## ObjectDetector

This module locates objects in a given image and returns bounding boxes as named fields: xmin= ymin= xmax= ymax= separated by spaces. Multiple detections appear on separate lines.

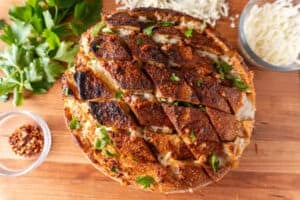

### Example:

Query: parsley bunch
xmin=0 ymin=0 xmax=102 ymax=106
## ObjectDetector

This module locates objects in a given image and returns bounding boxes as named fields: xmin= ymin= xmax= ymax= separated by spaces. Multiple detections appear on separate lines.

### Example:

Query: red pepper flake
xmin=8 ymin=124 xmax=44 ymax=157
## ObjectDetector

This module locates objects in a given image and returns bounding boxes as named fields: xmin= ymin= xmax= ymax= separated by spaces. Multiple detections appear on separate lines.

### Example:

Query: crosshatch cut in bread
xmin=62 ymin=8 xmax=256 ymax=193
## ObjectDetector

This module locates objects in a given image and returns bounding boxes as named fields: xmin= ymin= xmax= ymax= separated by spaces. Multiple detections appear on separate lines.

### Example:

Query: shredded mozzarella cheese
xmin=244 ymin=0 xmax=300 ymax=66
xmin=116 ymin=0 xmax=229 ymax=26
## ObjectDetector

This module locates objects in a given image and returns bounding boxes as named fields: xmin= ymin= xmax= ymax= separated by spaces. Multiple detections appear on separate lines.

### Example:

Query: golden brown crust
xmin=63 ymin=8 xmax=255 ymax=193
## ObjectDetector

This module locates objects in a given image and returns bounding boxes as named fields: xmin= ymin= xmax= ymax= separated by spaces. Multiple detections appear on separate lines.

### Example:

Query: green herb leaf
xmin=91 ymin=22 xmax=105 ymax=37
xmin=115 ymin=90 xmax=123 ymax=99
xmin=64 ymin=87 xmax=70 ymax=96
xmin=182 ymin=102 xmax=192 ymax=107
xmin=105 ymin=149 xmax=118 ymax=157
xmin=161 ymin=21 xmax=173 ymax=27
xmin=184 ymin=28 xmax=193 ymax=38
xmin=143 ymin=25 xmax=155 ymax=36
xmin=170 ymin=73 xmax=180 ymax=82
xmin=69 ymin=21 xmax=87 ymax=36
xmin=215 ymin=61 xmax=232 ymax=74
xmin=54 ymin=41 xmax=79 ymax=65
xmin=95 ymin=127 xmax=112 ymax=149
xmin=44 ymin=62 xmax=65 ymax=83
xmin=100 ymin=128 xmax=111 ymax=143
xmin=209 ymin=154 xmax=220 ymax=172
xmin=0 ymin=21 xmax=32 ymax=45
xmin=0 ymin=94 xmax=9 ymax=102
xmin=173 ymin=101 xmax=179 ymax=106
xmin=199 ymin=105 xmax=206 ymax=112
xmin=42 ymin=29 xmax=60 ymax=50
xmin=94 ymin=138 xmax=102 ymax=150
xmin=0 ymin=79 xmax=18 ymax=96
xmin=69 ymin=117 xmax=81 ymax=130
xmin=42 ymin=10 xmax=55 ymax=29
xmin=111 ymin=166 xmax=119 ymax=173
xmin=190 ymin=130 xmax=196 ymax=142
xmin=214 ymin=61 xmax=248 ymax=91
xmin=136 ymin=175 xmax=155 ymax=189
xmin=0 ymin=19 xmax=6 ymax=30
xmin=233 ymin=77 xmax=249 ymax=91
xmin=136 ymin=38 xmax=143 ymax=46
xmin=197 ymin=79 xmax=203 ymax=87
xmin=8 ymin=5 xmax=32 ymax=22
xmin=102 ymin=27 xmax=114 ymax=34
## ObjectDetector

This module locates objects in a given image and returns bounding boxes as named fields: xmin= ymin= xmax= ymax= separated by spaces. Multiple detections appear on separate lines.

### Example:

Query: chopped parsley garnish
xmin=111 ymin=166 xmax=119 ymax=173
xmin=173 ymin=101 xmax=179 ymax=106
xmin=115 ymin=90 xmax=124 ymax=99
xmin=64 ymin=88 xmax=71 ymax=96
xmin=161 ymin=21 xmax=173 ymax=27
xmin=215 ymin=61 xmax=232 ymax=75
xmin=232 ymin=77 xmax=249 ymax=91
xmin=136 ymin=38 xmax=143 ymax=46
xmin=105 ymin=149 xmax=118 ymax=157
xmin=91 ymin=22 xmax=105 ymax=36
xmin=172 ymin=101 xmax=194 ymax=108
xmin=190 ymin=130 xmax=196 ymax=142
xmin=214 ymin=61 xmax=249 ymax=91
xmin=94 ymin=138 xmax=102 ymax=150
xmin=182 ymin=102 xmax=192 ymax=107
xmin=136 ymin=175 xmax=155 ymax=189
xmin=95 ymin=45 xmax=101 ymax=49
xmin=184 ymin=28 xmax=194 ymax=38
xmin=143 ymin=25 xmax=155 ymax=36
xmin=102 ymin=27 xmax=114 ymax=34
xmin=209 ymin=153 xmax=220 ymax=172
xmin=69 ymin=117 xmax=81 ymax=130
xmin=99 ymin=128 xmax=112 ymax=147
xmin=197 ymin=79 xmax=204 ymax=87
xmin=94 ymin=128 xmax=113 ymax=152
xmin=199 ymin=105 xmax=206 ymax=112
xmin=170 ymin=73 xmax=180 ymax=82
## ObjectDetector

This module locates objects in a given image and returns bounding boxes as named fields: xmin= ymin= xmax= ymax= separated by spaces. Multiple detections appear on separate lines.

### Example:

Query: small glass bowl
xmin=0 ymin=110 xmax=51 ymax=176
xmin=238 ymin=0 xmax=300 ymax=71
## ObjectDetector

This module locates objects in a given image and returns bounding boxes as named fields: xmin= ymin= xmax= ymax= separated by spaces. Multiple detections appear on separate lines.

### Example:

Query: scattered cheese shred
xmin=116 ymin=0 xmax=229 ymax=26
xmin=244 ymin=0 xmax=300 ymax=66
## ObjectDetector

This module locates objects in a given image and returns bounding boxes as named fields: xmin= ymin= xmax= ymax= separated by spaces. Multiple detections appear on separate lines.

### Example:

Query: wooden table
xmin=1 ymin=0 xmax=300 ymax=199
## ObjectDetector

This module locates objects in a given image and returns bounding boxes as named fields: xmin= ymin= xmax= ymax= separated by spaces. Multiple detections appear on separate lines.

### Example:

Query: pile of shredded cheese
xmin=116 ymin=0 xmax=229 ymax=26
xmin=244 ymin=0 xmax=300 ymax=66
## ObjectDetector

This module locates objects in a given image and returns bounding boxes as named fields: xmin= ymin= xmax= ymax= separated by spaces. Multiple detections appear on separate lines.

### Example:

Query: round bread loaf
xmin=62 ymin=8 xmax=256 ymax=193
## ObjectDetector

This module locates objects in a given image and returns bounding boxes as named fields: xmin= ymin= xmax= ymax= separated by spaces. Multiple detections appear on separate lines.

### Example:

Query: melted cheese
xmin=153 ymin=34 xmax=180 ymax=44
xmin=150 ymin=126 xmax=173 ymax=134
xmin=236 ymin=94 xmax=255 ymax=120
xmin=158 ymin=152 xmax=172 ymax=166
xmin=197 ymin=50 xmax=219 ymax=61
xmin=117 ymin=28 xmax=134 ymax=36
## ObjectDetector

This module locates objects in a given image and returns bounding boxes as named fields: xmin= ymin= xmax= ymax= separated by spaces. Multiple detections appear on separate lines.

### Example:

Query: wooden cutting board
xmin=0 ymin=0 xmax=300 ymax=199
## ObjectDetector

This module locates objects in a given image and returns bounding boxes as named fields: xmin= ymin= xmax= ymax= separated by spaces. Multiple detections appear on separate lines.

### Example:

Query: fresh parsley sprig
xmin=0 ymin=0 xmax=102 ymax=106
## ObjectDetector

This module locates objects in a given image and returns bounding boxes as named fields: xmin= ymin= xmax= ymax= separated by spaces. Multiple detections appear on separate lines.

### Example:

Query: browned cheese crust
xmin=62 ymin=8 xmax=256 ymax=193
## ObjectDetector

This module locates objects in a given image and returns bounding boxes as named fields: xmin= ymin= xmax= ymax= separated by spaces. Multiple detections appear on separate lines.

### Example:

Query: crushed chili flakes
xmin=8 ymin=124 xmax=44 ymax=157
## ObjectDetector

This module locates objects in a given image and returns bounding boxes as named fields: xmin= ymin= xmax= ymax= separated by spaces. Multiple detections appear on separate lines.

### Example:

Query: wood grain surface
xmin=1 ymin=0 xmax=300 ymax=200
